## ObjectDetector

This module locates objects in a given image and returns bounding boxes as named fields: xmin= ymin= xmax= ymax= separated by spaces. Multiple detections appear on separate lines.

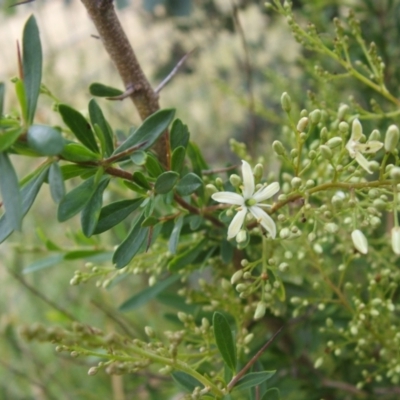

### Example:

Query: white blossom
xmin=346 ymin=119 xmax=383 ymax=174
xmin=351 ymin=229 xmax=368 ymax=254
xmin=211 ymin=160 xmax=279 ymax=240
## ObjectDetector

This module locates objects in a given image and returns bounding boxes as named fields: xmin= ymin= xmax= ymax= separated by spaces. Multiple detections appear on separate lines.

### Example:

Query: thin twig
xmin=202 ymin=164 xmax=240 ymax=175
xmin=106 ymin=83 xmax=140 ymax=101
xmin=155 ymin=48 xmax=197 ymax=94
xmin=227 ymin=326 xmax=283 ymax=391
xmin=6 ymin=267 xmax=79 ymax=322
xmin=101 ymin=141 xmax=148 ymax=165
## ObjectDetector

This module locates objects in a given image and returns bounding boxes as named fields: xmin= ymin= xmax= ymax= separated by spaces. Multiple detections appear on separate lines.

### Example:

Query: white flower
xmin=346 ymin=119 xmax=383 ymax=174
xmin=391 ymin=227 xmax=400 ymax=255
xmin=351 ymin=229 xmax=368 ymax=254
xmin=211 ymin=160 xmax=279 ymax=240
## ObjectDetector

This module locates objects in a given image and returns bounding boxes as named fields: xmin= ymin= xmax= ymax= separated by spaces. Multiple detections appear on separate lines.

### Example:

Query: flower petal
xmin=345 ymin=140 xmax=357 ymax=158
xmin=227 ymin=207 xmax=247 ymax=239
xmin=355 ymin=152 xmax=372 ymax=174
xmin=391 ymin=227 xmax=400 ymax=255
xmin=212 ymin=192 xmax=244 ymax=206
xmin=249 ymin=205 xmax=277 ymax=238
xmin=241 ymin=160 xmax=254 ymax=200
xmin=253 ymin=182 xmax=280 ymax=203
xmin=359 ymin=141 xmax=383 ymax=154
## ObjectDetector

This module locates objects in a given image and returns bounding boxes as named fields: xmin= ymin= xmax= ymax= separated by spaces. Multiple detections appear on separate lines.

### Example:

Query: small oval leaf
xmin=155 ymin=171 xmax=179 ymax=194
xmin=48 ymin=162 xmax=65 ymax=203
xmin=234 ymin=371 xmax=276 ymax=392
xmin=176 ymin=172 xmax=203 ymax=196
xmin=89 ymin=82 xmax=123 ymax=98
xmin=27 ymin=125 xmax=65 ymax=155
xmin=61 ymin=143 xmax=101 ymax=162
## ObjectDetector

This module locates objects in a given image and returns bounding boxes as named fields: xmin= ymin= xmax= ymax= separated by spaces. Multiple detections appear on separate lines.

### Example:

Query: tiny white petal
xmin=249 ymin=205 xmax=277 ymax=238
xmin=253 ymin=182 xmax=280 ymax=203
xmin=359 ymin=141 xmax=383 ymax=154
xmin=351 ymin=229 xmax=368 ymax=254
xmin=227 ymin=207 xmax=247 ymax=239
xmin=346 ymin=140 xmax=357 ymax=158
xmin=391 ymin=227 xmax=400 ymax=255
xmin=355 ymin=152 xmax=372 ymax=174
xmin=241 ymin=160 xmax=255 ymax=200
xmin=212 ymin=192 xmax=244 ymax=206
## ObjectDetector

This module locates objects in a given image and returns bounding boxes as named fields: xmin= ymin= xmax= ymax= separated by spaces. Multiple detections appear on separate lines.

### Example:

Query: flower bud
xmin=297 ymin=117 xmax=309 ymax=132
xmin=391 ymin=227 xmax=400 ymax=255
xmin=236 ymin=230 xmax=247 ymax=243
xmin=326 ymin=137 xmax=342 ymax=149
xmin=244 ymin=333 xmax=254 ymax=344
xmin=352 ymin=119 xmax=363 ymax=138
xmin=319 ymin=145 xmax=333 ymax=160
xmin=253 ymin=302 xmax=267 ymax=320
xmin=351 ymin=229 xmax=368 ymax=254
xmin=205 ymin=184 xmax=218 ymax=196
xmin=390 ymin=167 xmax=400 ymax=180
xmin=309 ymin=109 xmax=321 ymax=125
xmin=253 ymin=164 xmax=263 ymax=182
xmin=314 ymin=357 xmax=324 ymax=369
xmin=369 ymin=129 xmax=381 ymax=141
xmin=272 ymin=140 xmax=286 ymax=156
xmin=88 ymin=367 xmax=99 ymax=376
xmin=231 ymin=270 xmax=243 ymax=284
xmin=281 ymin=92 xmax=292 ymax=113
xmin=338 ymin=121 xmax=349 ymax=134
xmin=229 ymin=174 xmax=241 ymax=187
xmin=291 ymin=177 xmax=302 ymax=189
xmin=279 ymin=228 xmax=290 ymax=239
xmin=385 ymin=125 xmax=399 ymax=153
xmin=337 ymin=103 xmax=349 ymax=120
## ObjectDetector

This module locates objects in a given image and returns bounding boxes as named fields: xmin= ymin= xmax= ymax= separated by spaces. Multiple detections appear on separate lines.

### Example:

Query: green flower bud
xmin=291 ymin=177 xmax=302 ymax=189
xmin=369 ymin=129 xmax=381 ymax=141
xmin=297 ymin=117 xmax=309 ymax=132
xmin=320 ymin=127 xmax=328 ymax=141
xmin=290 ymin=149 xmax=298 ymax=158
xmin=145 ymin=326 xmax=155 ymax=338
xmin=231 ymin=270 xmax=243 ymax=284
xmin=385 ymin=125 xmax=400 ymax=153
xmin=319 ymin=145 xmax=333 ymax=160
xmin=331 ymin=195 xmax=344 ymax=207
xmin=272 ymin=140 xmax=286 ymax=156
xmin=205 ymin=184 xmax=218 ymax=196
xmin=253 ymin=302 xmax=267 ymax=320
xmin=177 ymin=312 xmax=188 ymax=322
xmin=279 ymin=262 xmax=289 ymax=272
xmin=326 ymin=137 xmax=343 ymax=149
xmin=279 ymin=228 xmax=290 ymax=239
xmin=236 ymin=283 xmax=248 ymax=293
xmin=236 ymin=229 xmax=247 ymax=243
xmin=306 ymin=179 xmax=315 ymax=188
xmin=229 ymin=174 xmax=241 ymax=187
xmin=351 ymin=229 xmax=368 ymax=254
xmin=338 ymin=121 xmax=349 ymax=134
xmin=280 ymin=92 xmax=292 ymax=112
xmin=325 ymin=222 xmax=339 ymax=233
xmin=391 ymin=227 xmax=400 ymax=255
xmin=244 ymin=333 xmax=254 ymax=344
xmin=337 ymin=103 xmax=349 ymax=120
xmin=88 ymin=367 xmax=99 ymax=376
xmin=310 ymin=109 xmax=321 ymax=125
xmin=390 ymin=167 xmax=400 ymax=180
xmin=253 ymin=163 xmax=263 ymax=182
xmin=314 ymin=357 xmax=324 ymax=369
xmin=300 ymin=109 xmax=308 ymax=118
xmin=308 ymin=150 xmax=317 ymax=159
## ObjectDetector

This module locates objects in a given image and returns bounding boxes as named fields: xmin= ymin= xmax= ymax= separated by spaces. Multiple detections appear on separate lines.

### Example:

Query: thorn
xmin=155 ymin=47 xmax=197 ymax=94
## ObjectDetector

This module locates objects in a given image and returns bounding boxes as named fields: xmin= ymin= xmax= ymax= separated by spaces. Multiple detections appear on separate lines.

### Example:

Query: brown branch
xmin=227 ymin=325 xmax=283 ymax=391
xmin=80 ymin=0 xmax=169 ymax=165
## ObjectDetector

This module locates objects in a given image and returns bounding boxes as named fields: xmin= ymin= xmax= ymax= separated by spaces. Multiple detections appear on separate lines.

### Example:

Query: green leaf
xmin=60 ymin=142 xmax=101 ymax=162
xmin=176 ymin=172 xmax=203 ymax=196
xmin=81 ymin=177 xmax=110 ymax=237
xmin=89 ymin=82 xmax=123 ymax=98
xmin=60 ymin=164 xmax=96 ymax=181
xmin=234 ymin=371 xmax=276 ymax=392
xmin=171 ymin=372 xmax=202 ymax=392
xmin=93 ymin=198 xmax=143 ymax=235
xmin=187 ymin=142 xmax=208 ymax=176
xmin=58 ymin=104 xmax=99 ymax=153
xmin=0 ymin=167 xmax=48 ymax=243
xmin=57 ymin=176 xmax=97 ymax=222
xmin=145 ymin=153 xmax=164 ymax=177
xmin=221 ymin=239 xmax=234 ymax=263
xmin=170 ymin=119 xmax=190 ymax=151
xmin=0 ymin=152 xmax=22 ymax=231
xmin=155 ymin=171 xmax=179 ymax=194
xmin=130 ymin=150 xmax=147 ymax=165
xmin=168 ymin=215 xmax=184 ymax=254
xmin=0 ymin=126 xmax=23 ymax=152
xmin=22 ymin=15 xmax=42 ymax=124
xmin=88 ymin=99 xmax=114 ymax=156
xmin=113 ymin=109 xmax=175 ymax=155
xmin=48 ymin=162 xmax=65 ymax=203
xmin=171 ymin=146 xmax=186 ymax=173
xmin=14 ymin=78 xmax=28 ymax=124
xmin=141 ymin=216 xmax=159 ymax=227
xmin=133 ymin=171 xmax=152 ymax=190
xmin=63 ymin=250 xmax=106 ymax=260
xmin=112 ymin=214 xmax=148 ymax=269
xmin=213 ymin=312 xmax=237 ymax=372
xmin=23 ymin=254 xmax=64 ymax=274
xmin=119 ymin=274 xmax=180 ymax=311
xmin=0 ymin=82 xmax=5 ymax=115
xmin=168 ymin=239 xmax=206 ymax=272
xmin=261 ymin=388 xmax=280 ymax=400
xmin=27 ymin=125 xmax=65 ymax=156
